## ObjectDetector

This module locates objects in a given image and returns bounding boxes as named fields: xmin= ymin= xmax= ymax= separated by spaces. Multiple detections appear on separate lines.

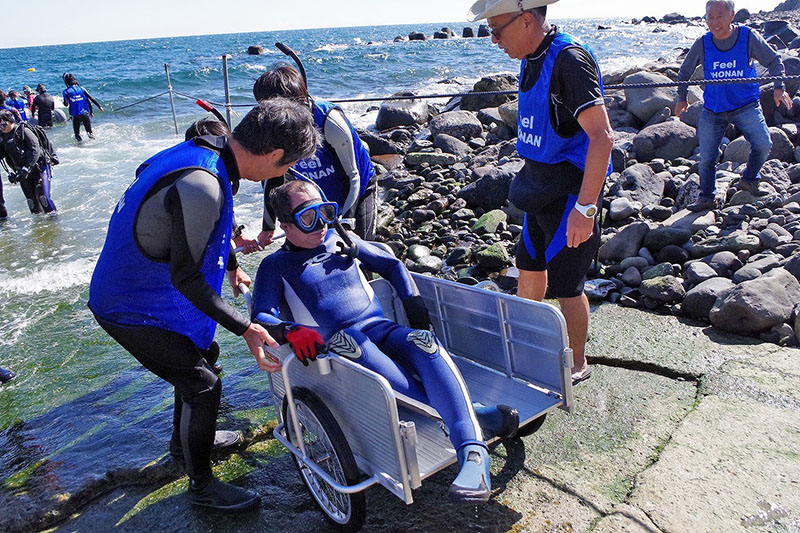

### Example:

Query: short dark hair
xmin=0 ymin=109 xmax=14 ymax=123
xmin=8 ymin=90 xmax=18 ymax=98
xmin=36 ymin=84 xmax=46 ymax=93
xmin=253 ymin=64 xmax=310 ymax=106
xmin=269 ymin=179 xmax=320 ymax=223
xmin=0 ymin=90 xmax=6 ymax=105
xmin=63 ymin=73 xmax=76 ymax=86
xmin=184 ymin=118 xmax=231 ymax=141
xmin=232 ymin=97 xmax=320 ymax=164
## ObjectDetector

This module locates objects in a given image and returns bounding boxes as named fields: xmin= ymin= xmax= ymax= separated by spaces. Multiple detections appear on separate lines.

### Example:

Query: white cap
xmin=467 ymin=0 xmax=559 ymax=21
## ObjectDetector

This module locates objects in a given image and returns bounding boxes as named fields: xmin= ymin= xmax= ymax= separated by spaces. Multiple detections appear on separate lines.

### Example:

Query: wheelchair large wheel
xmin=283 ymin=387 xmax=366 ymax=532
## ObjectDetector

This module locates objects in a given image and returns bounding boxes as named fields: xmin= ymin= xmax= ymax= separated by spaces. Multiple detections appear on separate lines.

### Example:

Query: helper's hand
xmin=256 ymin=230 xmax=274 ymax=248
xmin=243 ymin=322 xmax=281 ymax=372
xmin=774 ymin=88 xmax=793 ymax=110
xmin=675 ymin=101 xmax=688 ymax=117
xmin=566 ymin=208 xmax=595 ymax=248
xmin=227 ymin=266 xmax=251 ymax=297
xmin=8 ymin=172 xmax=18 ymax=184
xmin=286 ymin=326 xmax=326 ymax=366
xmin=233 ymin=234 xmax=261 ymax=255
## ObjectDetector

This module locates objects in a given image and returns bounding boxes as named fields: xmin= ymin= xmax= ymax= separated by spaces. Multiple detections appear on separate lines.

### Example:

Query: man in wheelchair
xmin=251 ymin=179 xmax=518 ymax=503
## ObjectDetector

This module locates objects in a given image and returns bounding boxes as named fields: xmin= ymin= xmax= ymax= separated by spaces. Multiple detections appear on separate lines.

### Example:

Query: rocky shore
xmin=356 ymin=9 xmax=800 ymax=349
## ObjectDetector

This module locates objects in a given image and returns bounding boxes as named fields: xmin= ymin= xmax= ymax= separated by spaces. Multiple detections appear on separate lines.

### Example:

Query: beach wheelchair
xmin=241 ymin=270 xmax=574 ymax=531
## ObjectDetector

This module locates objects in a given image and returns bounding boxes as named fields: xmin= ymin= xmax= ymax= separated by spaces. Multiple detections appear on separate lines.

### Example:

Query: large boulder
xmin=710 ymin=268 xmax=800 ymax=333
xmin=433 ymin=133 xmax=471 ymax=157
xmin=358 ymin=130 xmax=405 ymax=155
xmin=722 ymin=137 xmax=750 ymax=164
xmin=643 ymin=226 xmax=692 ymax=251
xmin=733 ymin=8 xmax=750 ymax=22
xmin=498 ymin=100 xmax=518 ymax=130
xmin=461 ymin=75 xmax=517 ymax=111
xmin=598 ymin=221 xmax=650 ymax=263
xmin=609 ymin=163 xmax=665 ymax=205
xmin=408 ymin=32 xmax=426 ymax=41
xmin=633 ymin=120 xmax=698 ymax=162
xmin=477 ymin=24 xmax=490 ymax=37
xmin=624 ymin=72 xmax=679 ymax=123
xmin=763 ymin=20 xmax=799 ymax=50
xmin=678 ymin=101 xmax=703 ymax=129
xmin=683 ymin=277 xmax=736 ymax=319
xmin=730 ymin=129 xmax=796 ymax=163
xmin=376 ymin=94 xmax=431 ymax=130
xmin=458 ymin=160 xmax=524 ymax=211
xmin=429 ymin=111 xmax=483 ymax=141
xmin=759 ymin=159 xmax=792 ymax=194
xmin=639 ymin=275 xmax=686 ymax=302
xmin=462 ymin=27 xmax=475 ymax=38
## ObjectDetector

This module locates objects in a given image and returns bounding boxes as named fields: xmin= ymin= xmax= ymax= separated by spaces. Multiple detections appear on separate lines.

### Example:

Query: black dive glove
xmin=16 ymin=166 xmax=30 ymax=181
xmin=8 ymin=172 xmax=18 ymax=184
xmin=403 ymin=295 xmax=432 ymax=331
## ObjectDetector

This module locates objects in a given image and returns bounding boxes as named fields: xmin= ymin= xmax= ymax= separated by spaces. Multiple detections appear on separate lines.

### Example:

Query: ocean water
xmin=0 ymin=20 xmax=704 ymax=522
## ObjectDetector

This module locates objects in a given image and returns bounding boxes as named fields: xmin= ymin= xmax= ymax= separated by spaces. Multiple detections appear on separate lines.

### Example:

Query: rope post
xmin=164 ymin=64 xmax=179 ymax=135
xmin=222 ymin=55 xmax=233 ymax=127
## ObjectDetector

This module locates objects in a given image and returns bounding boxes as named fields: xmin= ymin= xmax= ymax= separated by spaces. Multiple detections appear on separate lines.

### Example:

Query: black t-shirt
xmin=520 ymin=26 xmax=605 ymax=138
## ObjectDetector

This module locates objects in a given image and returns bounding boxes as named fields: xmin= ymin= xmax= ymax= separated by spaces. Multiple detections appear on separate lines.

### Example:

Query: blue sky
xmin=0 ymin=0 xmax=781 ymax=48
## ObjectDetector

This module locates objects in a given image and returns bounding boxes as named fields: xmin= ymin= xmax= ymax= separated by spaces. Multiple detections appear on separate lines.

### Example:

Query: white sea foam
xmin=313 ymin=43 xmax=350 ymax=52
xmin=0 ymin=257 xmax=96 ymax=297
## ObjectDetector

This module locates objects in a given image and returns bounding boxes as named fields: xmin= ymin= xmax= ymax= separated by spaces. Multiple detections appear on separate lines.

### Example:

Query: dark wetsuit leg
xmin=35 ymin=165 xmax=56 ymax=213
xmin=354 ymin=182 xmax=377 ymax=241
xmin=73 ymin=114 xmax=92 ymax=137
xmin=93 ymin=315 xmax=221 ymax=483
xmin=18 ymin=173 xmax=43 ymax=213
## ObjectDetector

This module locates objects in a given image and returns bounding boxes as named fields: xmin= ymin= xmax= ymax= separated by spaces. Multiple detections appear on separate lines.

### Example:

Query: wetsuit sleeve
xmin=353 ymin=237 xmax=417 ymax=300
xmin=677 ymin=37 xmax=704 ymax=102
xmin=84 ymin=89 xmax=102 ymax=111
xmin=251 ymin=256 xmax=287 ymax=326
xmin=62 ymin=89 xmax=68 ymax=108
xmin=749 ymin=30 xmax=785 ymax=90
xmin=31 ymin=96 xmax=38 ymax=115
xmin=553 ymin=47 xmax=604 ymax=119
xmin=165 ymin=170 xmax=250 ymax=336
xmin=323 ymin=109 xmax=361 ymax=218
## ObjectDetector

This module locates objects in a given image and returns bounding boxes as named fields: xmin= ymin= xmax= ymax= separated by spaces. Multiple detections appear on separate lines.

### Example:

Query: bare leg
xmin=557 ymin=293 xmax=590 ymax=374
xmin=517 ymin=269 xmax=547 ymax=301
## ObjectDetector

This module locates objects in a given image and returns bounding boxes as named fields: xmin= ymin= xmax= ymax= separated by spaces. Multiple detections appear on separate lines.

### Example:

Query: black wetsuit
xmin=32 ymin=92 xmax=55 ymax=127
xmin=0 ymin=124 xmax=56 ymax=214
xmin=91 ymin=137 xmax=247 ymax=483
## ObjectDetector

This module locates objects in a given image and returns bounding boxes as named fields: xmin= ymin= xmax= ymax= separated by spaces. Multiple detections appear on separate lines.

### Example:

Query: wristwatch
xmin=574 ymin=202 xmax=598 ymax=218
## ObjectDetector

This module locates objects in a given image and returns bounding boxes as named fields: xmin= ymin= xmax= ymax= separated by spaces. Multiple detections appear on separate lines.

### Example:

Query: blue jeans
xmin=697 ymin=101 xmax=772 ymax=199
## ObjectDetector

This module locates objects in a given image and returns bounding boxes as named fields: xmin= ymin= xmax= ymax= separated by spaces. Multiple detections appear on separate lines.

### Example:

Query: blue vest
xmin=0 ymin=104 xmax=18 ymax=122
xmin=8 ymin=99 xmax=27 ymax=121
xmin=702 ymin=26 xmax=760 ymax=113
xmin=291 ymin=99 xmax=375 ymax=209
xmin=516 ymin=32 xmax=610 ymax=175
xmin=89 ymin=140 xmax=234 ymax=349
xmin=63 ymin=85 xmax=90 ymax=116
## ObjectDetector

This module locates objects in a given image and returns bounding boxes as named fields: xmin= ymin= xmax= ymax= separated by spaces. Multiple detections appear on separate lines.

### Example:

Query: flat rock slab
xmin=587 ymin=304 xmax=778 ymax=378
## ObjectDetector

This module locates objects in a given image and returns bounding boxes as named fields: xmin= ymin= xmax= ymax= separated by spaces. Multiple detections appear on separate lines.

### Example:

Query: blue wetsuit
xmin=252 ymin=231 xmax=483 ymax=451
xmin=7 ymin=98 xmax=27 ymax=121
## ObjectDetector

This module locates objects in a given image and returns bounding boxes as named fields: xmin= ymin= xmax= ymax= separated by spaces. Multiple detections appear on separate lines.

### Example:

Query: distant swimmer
xmin=0 ymin=109 xmax=58 ymax=214
xmin=62 ymin=73 xmax=104 ymax=141
xmin=32 ymin=84 xmax=55 ymax=128
xmin=0 ymin=91 xmax=22 ymax=123
xmin=6 ymin=91 xmax=28 ymax=121
xmin=0 ymin=366 xmax=15 ymax=384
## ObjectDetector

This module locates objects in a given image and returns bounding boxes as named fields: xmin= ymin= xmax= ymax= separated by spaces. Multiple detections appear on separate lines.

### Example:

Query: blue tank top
xmin=291 ymin=99 xmax=375 ymax=209
xmin=702 ymin=26 xmax=760 ymax=113
xmin=89 ymin=140 xmax=234 ymax=349
xmin=516 ymin=32 xmax=610 ymax=175
xmin=63 ymin=85 xmax=90 ymax=116
xmin=7 ymin=99 xmax=26 ymax=121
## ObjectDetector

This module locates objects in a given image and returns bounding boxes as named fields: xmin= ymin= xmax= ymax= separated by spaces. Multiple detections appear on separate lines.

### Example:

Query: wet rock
xmin=657 ymin=244 xmax=690 ymax=264
xmin=624 ymin=72 xmax=679 ymax=123
xmin=376 ymin=94 xmax=431 ymax=130
xmin=359 ymin=130 xmax=406 ymax=156
xmin=407 ymin=244 xmax=431 ymax=261
xmin=413 ymin=255 xmax=443 ymax=273
xmin=640 ymin=275 xmax=686 ymax=302
xmin=462 ymin=27 xmax=475 ymax=38
xmin=644 ymin=226 xmax=692 ymax=251
xmin=621 ymin=266 xmax=643 ymax=287
xmin=247 ymin=45 xmax=265 ymax=55
xmin=710 ymin=268 xmax=800 ymax=333
xmin=633 ymin=120 xmax=699 ymax=163
xmin=609 ymin=163 xmax=665 ymax=205
xmin=688 ymin=232 xmax=761 ymax=258
xmin=684 ymin=261 xmax=719 ymax=284
xmin=445 ymin=246 xmax=471 ymax=266
xmin=429 ymin=111 xmax=483 ymax=141
xmin=475 ymin=243 xmax=511 ymax=270
xmin=643 ymin=262 xmax=674 ymax=280
xmin=683 ymin=277 xmax=736 ymax=319
xmin=462 ymin=75 xmax=517 ymax=112
xmin=458 ymin=160 xmax=523 ymax=211
xmin=433 ymin=133 xmax=471 ymax=157
xmin=609 ymin=197 xmax=638 ymax=221
xmin=408 ymin=31 xmax=426 ymax=41
xmin=412 ymin=209 xmax=436 ymax=224
xmin=472 ymin=209 xmax=507 ymax=235
xmin=404 ymin=151 xmax=458 ymax=167
xmin=599 ymin=221 xmax=650 ymax=263
xmin=477 ymin=24 xmax=490 ymax=38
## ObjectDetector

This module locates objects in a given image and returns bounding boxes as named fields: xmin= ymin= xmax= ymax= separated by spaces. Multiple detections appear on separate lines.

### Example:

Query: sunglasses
xmin=489 ymin=12 xmax=523 ymax=40
xmin=290 ymin=201 xmax=339 ymax=233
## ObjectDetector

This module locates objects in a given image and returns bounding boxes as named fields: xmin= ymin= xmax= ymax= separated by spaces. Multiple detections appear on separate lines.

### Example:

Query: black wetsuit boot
xmin=0 ymin=366 xmax=16 ymax=384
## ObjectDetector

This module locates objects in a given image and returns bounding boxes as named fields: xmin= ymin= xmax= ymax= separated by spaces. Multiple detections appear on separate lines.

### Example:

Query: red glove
xmin=285 ymin=326 xmax=326 ymax=366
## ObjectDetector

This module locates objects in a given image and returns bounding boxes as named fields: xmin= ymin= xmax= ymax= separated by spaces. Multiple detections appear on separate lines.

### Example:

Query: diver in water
xmin=252 ymin=179 xmax=519 ymax=503
xmin=240 ymin=64 xmax=377 ymax=253
xmin=0 ymin=91 xmax=22 ymax=123
xmin=62 ymin=73 xmax=104 ymax=141
xmin=7 ymin=91 xmax=28 ymax=122
xmin=32 ymin=84 xmax=55 ymax=128
xmin=0 ymin=110 xmax=57 ymax=214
